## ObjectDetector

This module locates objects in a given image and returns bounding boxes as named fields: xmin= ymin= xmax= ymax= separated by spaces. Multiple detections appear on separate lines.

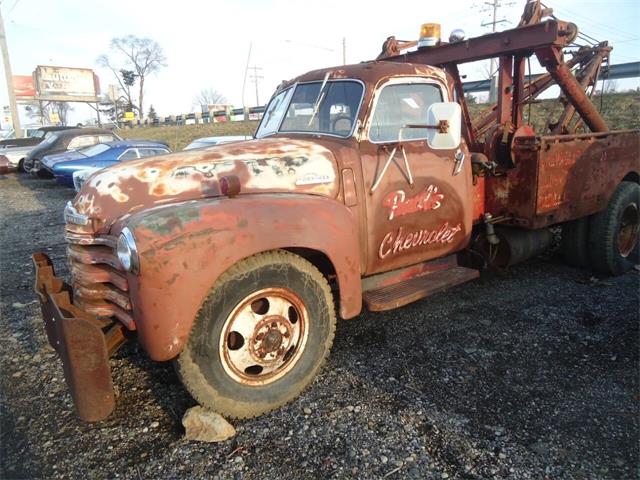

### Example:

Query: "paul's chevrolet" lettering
xmin=378 ymin=222 xmax=462 ymax=259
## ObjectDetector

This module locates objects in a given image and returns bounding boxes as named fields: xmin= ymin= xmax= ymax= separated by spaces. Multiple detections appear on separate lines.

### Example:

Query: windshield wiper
xmin=307 ymin=72 xmax=331 ymax=127
xmin=265 ymin=96 xmax=282 ymax=124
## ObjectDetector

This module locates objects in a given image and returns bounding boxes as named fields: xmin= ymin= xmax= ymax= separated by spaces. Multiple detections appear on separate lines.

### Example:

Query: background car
xmin=46 ymin=140 xmax=171 ymax=187
xmin=0 ymin=125 xmax=75 ymax=149
xmin=183 ymin=135 xmax=251 ymax=150
xmin=1 ymin=144 xmax=37 ymax=172
xmin=24 ymin=128 xmax=122 ymax=176
xmin=0 ymin=154 xmax=14 ymax=174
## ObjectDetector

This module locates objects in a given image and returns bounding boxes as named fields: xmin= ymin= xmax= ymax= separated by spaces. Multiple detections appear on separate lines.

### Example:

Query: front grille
xmin=66 ymin=231 xmax=135 ymax=329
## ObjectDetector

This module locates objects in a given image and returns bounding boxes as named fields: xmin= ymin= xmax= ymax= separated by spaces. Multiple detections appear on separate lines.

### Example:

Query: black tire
xmin=176 ymin=250 xmax=336 ymax=419
xmin=17 ymin=158 xmax=24 ymax=173
xmin=22 ymin=158 xmax=33 ymax=174
xmin=560 ymin=216 xmax=591 ymax=268
xmin=588 ymin=181 xmax=640 ymax=275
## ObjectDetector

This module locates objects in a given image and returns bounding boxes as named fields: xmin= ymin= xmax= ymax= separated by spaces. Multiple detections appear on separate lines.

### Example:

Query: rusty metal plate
xmin=32 ymin=253 xmax=118 ymax=422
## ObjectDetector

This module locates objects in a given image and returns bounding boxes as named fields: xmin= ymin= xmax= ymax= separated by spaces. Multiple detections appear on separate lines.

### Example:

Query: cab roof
xmin=282 ymin=61 xmax=449 ymax=90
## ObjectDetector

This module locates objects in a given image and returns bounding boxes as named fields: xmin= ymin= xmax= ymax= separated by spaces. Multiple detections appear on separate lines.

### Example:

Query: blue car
xmin=42 ymin=140 xmax=171 ymax=187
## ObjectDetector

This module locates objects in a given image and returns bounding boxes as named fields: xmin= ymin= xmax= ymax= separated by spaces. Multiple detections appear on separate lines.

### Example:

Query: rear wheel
xmin=176 ymin=250 xmax=336 ymax=418
xmin=588 ymin=181 xmax=640 ymax=275
xmin=560 ymin=216 xmax=591 ymax=268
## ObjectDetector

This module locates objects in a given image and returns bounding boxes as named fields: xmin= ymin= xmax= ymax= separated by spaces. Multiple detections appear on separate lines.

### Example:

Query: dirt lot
xmin=0 ymin=172 xmax=638 ymax=480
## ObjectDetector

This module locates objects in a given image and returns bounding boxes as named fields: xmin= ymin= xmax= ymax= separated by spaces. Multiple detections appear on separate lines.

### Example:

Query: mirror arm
xmin=403 ymin=120 xmax=450 ymax=133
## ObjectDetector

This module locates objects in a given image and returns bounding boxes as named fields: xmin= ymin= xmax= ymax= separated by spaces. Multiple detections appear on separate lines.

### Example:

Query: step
xmin=363 ymin=266 xmax=479 ymax=312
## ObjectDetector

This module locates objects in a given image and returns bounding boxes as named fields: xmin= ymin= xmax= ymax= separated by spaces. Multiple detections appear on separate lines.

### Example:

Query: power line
xmin=480 ymin=0 xmax=515 ymax=102
xmin=548 ymin=3 xmax=638 ymax=42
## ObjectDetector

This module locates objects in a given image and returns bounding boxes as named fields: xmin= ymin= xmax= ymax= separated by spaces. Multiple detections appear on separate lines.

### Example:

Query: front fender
xmin=123 ymin=194 xmax=362 ymax=361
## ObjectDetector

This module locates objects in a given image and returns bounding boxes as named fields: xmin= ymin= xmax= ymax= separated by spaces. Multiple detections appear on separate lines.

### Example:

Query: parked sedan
xmin=45 ymin=140 xmax=170 ymax=187
xmin=24 ymin=128 xmax=121 ymax=176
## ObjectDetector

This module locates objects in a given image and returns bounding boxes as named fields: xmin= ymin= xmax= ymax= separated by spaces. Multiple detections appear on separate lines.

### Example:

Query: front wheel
xmin=22 ymin=158 xmax=33 ymax=174
xmin=176 ymin=250 xmax=336 ymax=419
xmin=588 ymin=181 xmax=640 ymax=275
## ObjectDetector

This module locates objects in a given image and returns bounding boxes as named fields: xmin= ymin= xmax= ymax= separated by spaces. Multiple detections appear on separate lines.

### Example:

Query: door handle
xmin=453 ymin=150 xmax=465 ymax=176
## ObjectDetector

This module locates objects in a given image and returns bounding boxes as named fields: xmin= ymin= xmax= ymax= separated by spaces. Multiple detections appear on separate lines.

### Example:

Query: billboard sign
xmin=35 ymin=66 xmax=100 ymax=102
xmin=13 ymin=75 xmax=36 ymax=98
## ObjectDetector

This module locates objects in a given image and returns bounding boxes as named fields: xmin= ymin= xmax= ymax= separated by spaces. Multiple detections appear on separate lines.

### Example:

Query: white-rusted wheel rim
xmin=219 ymin=287 xmax=309 ymax=386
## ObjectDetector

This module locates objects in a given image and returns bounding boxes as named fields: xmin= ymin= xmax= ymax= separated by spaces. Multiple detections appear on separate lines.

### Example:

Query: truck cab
xmin=257 ymin=62 xmax=472 ymax=275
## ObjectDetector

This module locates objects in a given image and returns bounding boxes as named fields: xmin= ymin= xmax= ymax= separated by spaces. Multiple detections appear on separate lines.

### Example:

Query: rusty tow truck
xmin=34 ymin=1 xmax=639 ymax=421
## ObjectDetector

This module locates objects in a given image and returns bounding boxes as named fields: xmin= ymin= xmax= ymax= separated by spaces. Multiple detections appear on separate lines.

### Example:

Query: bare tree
xmin=51 ymin=102 xmax=72 ymax=126
xmin=97 ymin=35 xmax=166 ymax=120
xmin=25 ymin=101 xmax=51 ymax=125
xmin=192 ymin=88 xmax=227 ymax=109
xmin=24 ymin=101 xmax=72 ymax=125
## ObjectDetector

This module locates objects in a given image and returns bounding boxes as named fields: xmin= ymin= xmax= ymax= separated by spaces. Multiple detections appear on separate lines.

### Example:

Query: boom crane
xmin=377 ymin=0 xmax=611 ymax=166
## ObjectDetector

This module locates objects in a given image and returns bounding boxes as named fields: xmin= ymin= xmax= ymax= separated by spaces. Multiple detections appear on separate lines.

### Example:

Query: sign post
xmin=0 ymin=8 xmax=22 ymax=136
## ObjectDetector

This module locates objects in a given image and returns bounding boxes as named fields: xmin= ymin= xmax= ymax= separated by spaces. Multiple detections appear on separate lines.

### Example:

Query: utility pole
xmin=0 ymin=6 xmax=22 ymax=137
xmin=250 ymin=65 xmax=263 ymax=106
xmin=342 ymin=37 xmax=346 ymax=65
xmin=481 ymin=0 xmax=511 ymax=103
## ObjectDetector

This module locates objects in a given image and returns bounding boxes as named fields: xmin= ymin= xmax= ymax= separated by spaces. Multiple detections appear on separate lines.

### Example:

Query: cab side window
xmin=369 ymin=83 xmax=443 ymax=143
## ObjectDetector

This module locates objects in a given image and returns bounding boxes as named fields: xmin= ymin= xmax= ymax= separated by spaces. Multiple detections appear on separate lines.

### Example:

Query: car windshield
xmin=256 ymin=80 xmax=363 ymax=138
xmin=80 ymin=143 xmax=111 ymax=157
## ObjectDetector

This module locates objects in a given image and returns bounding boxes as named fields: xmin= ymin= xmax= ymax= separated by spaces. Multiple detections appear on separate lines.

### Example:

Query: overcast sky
xmin=1 ymin=0 xmax=639 ymax=125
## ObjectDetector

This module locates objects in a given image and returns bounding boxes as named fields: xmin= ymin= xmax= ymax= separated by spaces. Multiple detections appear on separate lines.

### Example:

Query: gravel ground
xmin=1 ymin=173 xmax=638 ymax=480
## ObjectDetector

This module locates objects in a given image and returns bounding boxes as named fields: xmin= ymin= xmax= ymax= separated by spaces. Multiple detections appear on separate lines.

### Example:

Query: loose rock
xmin=182 ymin=406 xmax=236 ymax=443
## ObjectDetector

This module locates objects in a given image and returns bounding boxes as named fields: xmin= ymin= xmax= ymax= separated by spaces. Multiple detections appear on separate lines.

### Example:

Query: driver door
xmin=359 ymin=79 xmax=473 ymax=275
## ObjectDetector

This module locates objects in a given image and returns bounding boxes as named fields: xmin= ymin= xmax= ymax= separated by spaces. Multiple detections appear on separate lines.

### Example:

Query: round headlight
xmin=117 ymin=227 xmax=139 ymax=273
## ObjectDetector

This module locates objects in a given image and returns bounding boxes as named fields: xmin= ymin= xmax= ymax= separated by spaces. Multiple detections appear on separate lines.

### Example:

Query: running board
xmin=362 ymin=266 xmax=479 ymax=312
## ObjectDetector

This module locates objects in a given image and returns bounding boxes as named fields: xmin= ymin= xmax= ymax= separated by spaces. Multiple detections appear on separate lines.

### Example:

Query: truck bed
xmin=482 ymin=129 xmax=639 ymax=229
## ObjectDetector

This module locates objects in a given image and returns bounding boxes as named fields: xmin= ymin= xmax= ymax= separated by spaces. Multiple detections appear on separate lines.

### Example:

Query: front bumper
xmin=32 ymin=252 xmax=127 ymax=421
xmin=54 ymin=173 xmax=74 ymax=187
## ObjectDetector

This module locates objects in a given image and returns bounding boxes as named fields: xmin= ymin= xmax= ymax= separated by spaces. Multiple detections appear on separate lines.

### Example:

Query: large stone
xmin=182 ymin=406 xmax=236 ymax=442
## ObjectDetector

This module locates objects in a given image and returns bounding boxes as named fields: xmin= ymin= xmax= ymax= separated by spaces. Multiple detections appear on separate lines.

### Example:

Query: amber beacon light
xmin=418 ymin=23 xmax=441 ymax=47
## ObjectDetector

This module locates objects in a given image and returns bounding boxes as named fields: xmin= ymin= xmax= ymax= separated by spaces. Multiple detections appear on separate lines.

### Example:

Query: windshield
xmin=80 ymin=143 xmax=111 ymax=157
xmin=256 ymin=80 xmax=363 ymax=138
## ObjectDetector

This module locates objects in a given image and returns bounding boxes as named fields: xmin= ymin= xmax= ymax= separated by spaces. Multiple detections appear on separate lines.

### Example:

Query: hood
xmin=43 ymin=150 xmax=86 ymax=167
xmin=71 ymin=137 xmax=342 ymax=234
